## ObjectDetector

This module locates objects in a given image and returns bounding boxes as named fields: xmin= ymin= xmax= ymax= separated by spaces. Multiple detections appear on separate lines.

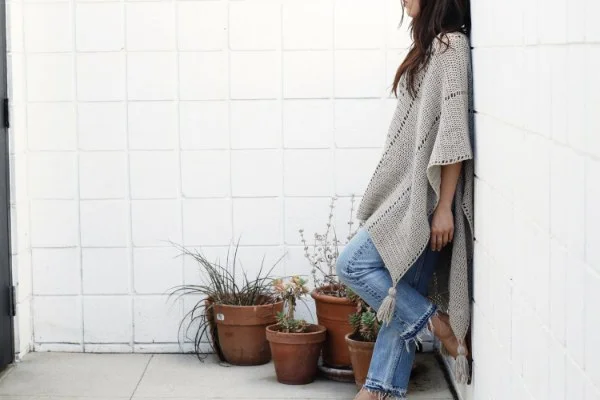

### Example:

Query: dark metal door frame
xmin=0 ymin=0 xmax=14 ymax=370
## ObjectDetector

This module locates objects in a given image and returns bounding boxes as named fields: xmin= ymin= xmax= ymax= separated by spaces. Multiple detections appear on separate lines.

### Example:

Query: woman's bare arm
xmin=430 ymin=162 xmax=462 ymax=251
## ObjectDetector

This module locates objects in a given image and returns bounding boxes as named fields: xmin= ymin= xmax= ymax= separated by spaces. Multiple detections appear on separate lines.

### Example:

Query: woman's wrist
xmin=437 ymin=200 xmax=453 ymax=211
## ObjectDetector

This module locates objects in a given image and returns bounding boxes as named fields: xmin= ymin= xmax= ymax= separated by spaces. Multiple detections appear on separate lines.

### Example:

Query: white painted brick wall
xmin=7 ymin=0 xmax=32 ymax=358
xmin=5 ymin=0 xmax=411 ymax=354
xmin=6 ymin=0 xmax=600 ymax=397
xmin=458 ymin=0 xmax=600 ymax=397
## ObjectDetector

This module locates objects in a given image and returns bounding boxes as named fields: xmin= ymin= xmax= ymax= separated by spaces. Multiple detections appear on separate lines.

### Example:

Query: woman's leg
xmin=336 ymin=228 xmax=437 ymax=340
xmin=336 ymin=228 xmax=440 ymax=399
xmin=362 ymin=247 xmax=440 ymax=398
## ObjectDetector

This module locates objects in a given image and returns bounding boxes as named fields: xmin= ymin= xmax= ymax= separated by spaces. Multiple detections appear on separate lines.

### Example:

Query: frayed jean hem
xmin=397 ymin=302 xmax=438 ymax=341
xmin=363 ymin=379 xmax=408 ymax=399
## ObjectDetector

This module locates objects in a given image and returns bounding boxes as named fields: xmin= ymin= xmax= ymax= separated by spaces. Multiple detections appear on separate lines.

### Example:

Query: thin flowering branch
xmin=298 ymin=195 xmax=362 ymax=298
xmin=348 ymin=194 xmax=357 ymax=241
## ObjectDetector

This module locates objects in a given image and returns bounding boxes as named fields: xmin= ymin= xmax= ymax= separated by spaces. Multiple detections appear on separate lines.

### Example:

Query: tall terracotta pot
xmin=204 ymin=298 xmax=225 ymax=362
xmin=213 ymin=301 xmax=283 ymax=365
xmin=266 ymin=324 xmax=327 ymax=385
xmin=311 ymin=286 xmax=356 ymax=368
xmin=345 ymin=333 xmax=375 ymax=388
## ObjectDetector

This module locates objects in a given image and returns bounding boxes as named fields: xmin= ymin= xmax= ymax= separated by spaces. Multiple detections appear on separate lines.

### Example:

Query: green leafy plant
xmin=272 ymin=276 xmax=310 ymax=333
xmin=347 ymin=290 xmax=380 ymax=342
xmin=168 ymin=241 xmax=283 ymax=360
xmin=298 ymin=195 xmax=362 ymax=298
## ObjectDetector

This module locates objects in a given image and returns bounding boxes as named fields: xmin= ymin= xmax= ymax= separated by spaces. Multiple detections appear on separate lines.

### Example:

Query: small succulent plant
xmin=348 ymin=290 xmax=380 ymax=342
xmin=272 ymin=276 xmax=310 ymax=333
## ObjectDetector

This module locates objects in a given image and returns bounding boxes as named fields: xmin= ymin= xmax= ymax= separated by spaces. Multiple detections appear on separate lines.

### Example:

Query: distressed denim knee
xmin=336 ymin=228 xmax=379 ymax=288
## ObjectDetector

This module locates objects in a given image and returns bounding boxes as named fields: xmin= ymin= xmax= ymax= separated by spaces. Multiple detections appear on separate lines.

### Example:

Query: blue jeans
xmin=336 ymin=228 xmax=439 ymax=399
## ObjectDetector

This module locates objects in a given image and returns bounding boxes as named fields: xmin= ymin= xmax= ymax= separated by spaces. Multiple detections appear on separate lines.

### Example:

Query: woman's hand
xmin=430 ymin=205 xmax=454 ymax=251
xmin=432 ymin=162 xmax=462 ymax=251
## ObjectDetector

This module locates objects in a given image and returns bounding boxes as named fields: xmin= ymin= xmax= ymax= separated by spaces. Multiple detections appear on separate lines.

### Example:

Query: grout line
xmin=122 ymin=0 xmax=136 ymax=352
xmin=278 ymin=0 xmax=285 ymax=276
xmin=23 ymin=96 xmax=393 ymax=105
xmin=171 ymin=0 xmax=184 ymax=323
xmin=70 ymin=0 xmax=85 ymax=352
xmin=226 ymin=0 xmax=234 ymax=251
xmin=331 ymin=0 xmax=337 ymax=198
xmin=15 ymin=0 xmax=36 ymax=352
xmin=129 ymin=354 xmax=154 ymax=400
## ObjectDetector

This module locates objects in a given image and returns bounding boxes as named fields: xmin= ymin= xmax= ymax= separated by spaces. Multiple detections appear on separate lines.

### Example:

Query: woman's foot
xmin=429 ymin=312 xmax=468 ymax=358
xmin=354 ymin=388 xmax=379 ymax=400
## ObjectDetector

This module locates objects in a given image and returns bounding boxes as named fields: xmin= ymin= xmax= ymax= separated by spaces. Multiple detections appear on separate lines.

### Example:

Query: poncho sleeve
xmin=427 ymin=33 xmax=473 ymax=195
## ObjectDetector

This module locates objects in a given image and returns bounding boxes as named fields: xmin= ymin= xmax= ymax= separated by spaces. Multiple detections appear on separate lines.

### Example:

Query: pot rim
xmin=212 ymin=300 xmax=283 ymax=310
xmin=266 ymin=323 xmax=326 ymax=335
xmin=344 ymin=332 xmax=376 ymax=347
xmin=266 ymin=323 xmax=327 ymax=345
xmin=311 ymin=286 xmax=356 ymax=305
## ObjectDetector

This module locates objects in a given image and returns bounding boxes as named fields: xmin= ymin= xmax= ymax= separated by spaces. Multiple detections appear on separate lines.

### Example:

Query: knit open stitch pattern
xmin=356 ymin=32 xmax=474 ymax=384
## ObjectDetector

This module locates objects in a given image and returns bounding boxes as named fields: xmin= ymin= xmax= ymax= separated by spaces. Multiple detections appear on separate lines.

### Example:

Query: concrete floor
xmin=0 ymin=352 xmax=454 ymax=400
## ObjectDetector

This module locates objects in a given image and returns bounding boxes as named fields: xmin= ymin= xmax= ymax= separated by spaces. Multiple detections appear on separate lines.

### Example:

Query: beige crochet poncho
xmin=356 ymin=32 xmax=474 ymax=383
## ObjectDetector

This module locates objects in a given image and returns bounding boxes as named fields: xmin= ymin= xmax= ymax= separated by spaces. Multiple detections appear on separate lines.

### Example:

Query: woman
xmin=335 ymin=0 xmax=474 ymax=399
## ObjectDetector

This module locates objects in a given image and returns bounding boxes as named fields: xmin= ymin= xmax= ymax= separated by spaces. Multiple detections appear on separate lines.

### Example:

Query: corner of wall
xmin=7 ymin=10 xmax=33 ymax=357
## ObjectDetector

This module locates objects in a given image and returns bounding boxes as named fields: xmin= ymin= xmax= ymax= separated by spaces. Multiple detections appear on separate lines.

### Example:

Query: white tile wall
xmin=8 ymin=7 xmax=32 ymax=354
xmin=27 ymin=152 xmax=77 ymax=199
xmin=80 ymin=200 xmax=129 ymax=247
xmin=180 ymin=150 xmax=230 ymax=197
xmin=133 ymin=247 xmax=182 ymax=294
xmin=232 ymin=198 xmax=282 ymax=245
xmin=76 ymin=3 xmax=124 ymax=52
xmin=33 ymin=296 xmax=82 ymax=344
xmin=230 ymin=100 xmax=281 ymax=149
xmin=179 ymin=52 xmax=228 ymax=101
xmin=76 ymin=53 xmax=126 ymax=101
xmin=283 ymin=149 xmax=334 ymax=196
xmin=78 ymin=103 xmax=127 ymax=151
xmin=31 ymin=249 xmax=80 ymax=295
xmin=131 ymin=200 xmax=181 ymax=247
xmin=177 ymin=2 xmax=227 ymax=51
xmin=79 ymin=152 xmax=128 ymax=199
xmin=23 ymin=3 xmax=73 ymax=53
xmin=27 ymin=103 xmax=77 ymax=151
xmin=129 ymin=151 xmax=179 ymax=199
xmin=283 ymin=51 xmax=334 ymax=99
xmin=182 ymin=199 xmax=231 ymax=246
xmin=7 ymin=5 xmax=598 ymax=397
xmin=128 ymin=102 xmax=177 ymax=150
xmin=229 ymin=2 xmax=280 ymax=51
xmin=83 ymin=296 xmax=132 ymax=343
xmin=179 ymin=101 xmax=229 ymax=150
xmin=125 ymin=2 xmax=175 ymax=52
xmin=11 ymin=0 xmax=402 ymax=353
xmin=230 ymin=51 xmax=280 ymax=99
xmin=133 ymin=296 xmax=182 ymax=343
xmin=282 ymin=1 xmax=333 ymax=50
xmin=127 ymin=52 xmax=177 ymax=100
xmin=82 ymin=248 xmax=130 ymax=295
xmin=457 ymin=0 xmax=600 ymax=397
xmin=283 ymin=100 xmax=333 ymax=148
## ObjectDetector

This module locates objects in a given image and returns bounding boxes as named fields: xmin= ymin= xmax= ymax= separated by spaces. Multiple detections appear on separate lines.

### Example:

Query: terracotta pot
xmin=345 ymin=333 xmax=375 ymax=388
xmin=311 ymin=286 xmax=356 ymax=368
xmin=204 ymin=298 xmax=225 ymax=362
xmin=213 ymin=301 xmax=283 ymax=366
xmin=266 ymin=324 xmax=327 ymax=385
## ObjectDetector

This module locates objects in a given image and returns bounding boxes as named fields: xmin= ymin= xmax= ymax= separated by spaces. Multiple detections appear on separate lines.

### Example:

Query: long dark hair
xmin=392 ymin=0 xmax=470 ymax=97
